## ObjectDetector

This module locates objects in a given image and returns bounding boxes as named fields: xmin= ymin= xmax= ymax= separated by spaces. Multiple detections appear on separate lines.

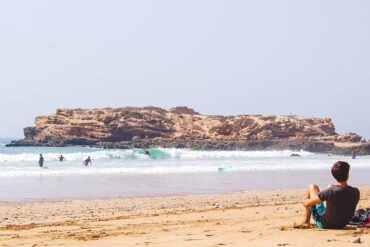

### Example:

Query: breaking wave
xmin=1 ymin=146 xmax=367 ymax=178
xmin=0 ymin=148 xmax=313 ymax=163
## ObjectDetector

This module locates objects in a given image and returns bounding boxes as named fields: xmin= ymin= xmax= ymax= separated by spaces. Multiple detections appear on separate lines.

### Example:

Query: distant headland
xmin=7 ymin=106 xmax=370 ymax=155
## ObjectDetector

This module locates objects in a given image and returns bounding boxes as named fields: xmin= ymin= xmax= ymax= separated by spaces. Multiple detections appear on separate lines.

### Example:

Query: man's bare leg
xmin=294 ymin=184 xmax=320 ymax=229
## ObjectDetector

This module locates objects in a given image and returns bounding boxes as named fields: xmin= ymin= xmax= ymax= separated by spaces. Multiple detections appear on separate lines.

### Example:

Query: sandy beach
xmin=0 ymin=187 xmax=369 ymax=247
xmin=2 ymin=0 xmax=370 ymax=246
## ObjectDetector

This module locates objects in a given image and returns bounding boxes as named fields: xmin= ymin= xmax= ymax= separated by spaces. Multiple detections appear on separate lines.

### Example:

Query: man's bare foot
xmin=293 ymin=222 xmax=310 ymax=229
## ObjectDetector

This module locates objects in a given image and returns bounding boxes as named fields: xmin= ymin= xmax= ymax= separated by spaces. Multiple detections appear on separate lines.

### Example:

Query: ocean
xmin=0 ymin=138 xmax=369 ymax=200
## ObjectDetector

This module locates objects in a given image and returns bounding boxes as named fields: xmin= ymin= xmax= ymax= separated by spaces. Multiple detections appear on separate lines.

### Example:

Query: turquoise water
xmin=1 ymin=138 xmax=369 ymax=200
xmin=1 ymin=138 xmax=369 ymax=177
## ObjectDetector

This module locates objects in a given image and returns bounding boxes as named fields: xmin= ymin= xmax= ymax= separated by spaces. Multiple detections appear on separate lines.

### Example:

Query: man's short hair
xmin=331 ymin=161 xmax=350 ymax=182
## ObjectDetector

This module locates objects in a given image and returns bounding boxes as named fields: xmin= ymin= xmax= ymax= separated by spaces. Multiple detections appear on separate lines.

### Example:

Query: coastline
xmin=7 ymin=106 xmax=370 ymax=155
xmin=7 ymin=139 xmax=370 ymax=155
xmin=1 ymin=187 xmax=369 ymax=247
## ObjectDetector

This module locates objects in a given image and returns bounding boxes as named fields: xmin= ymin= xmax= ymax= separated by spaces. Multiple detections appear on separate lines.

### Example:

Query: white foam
xmin=157 ymin=148 xmax=313 ymax=159
xmin=0 ymin=147 xmax=368 ymax=177
xmin=0 ymin=154 xmax=368 ymax=177
xmin=0 ymin=148 xmax=313 ymax=163
xmin=0 ymin=150 xmax=148 ymax=162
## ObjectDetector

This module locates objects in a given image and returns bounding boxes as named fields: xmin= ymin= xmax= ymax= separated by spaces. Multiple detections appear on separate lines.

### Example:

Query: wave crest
xmin=0 ymin=148 xmax=312 ymax=163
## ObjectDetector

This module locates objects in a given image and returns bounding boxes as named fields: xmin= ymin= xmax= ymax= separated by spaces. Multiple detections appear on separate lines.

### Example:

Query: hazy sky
xmin=1 ymin=1 xmax=370 ymax=138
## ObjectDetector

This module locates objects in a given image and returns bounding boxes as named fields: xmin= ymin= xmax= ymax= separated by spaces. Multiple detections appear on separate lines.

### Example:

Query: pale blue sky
xmin=1 ymin=1 xmax=370 ymax=138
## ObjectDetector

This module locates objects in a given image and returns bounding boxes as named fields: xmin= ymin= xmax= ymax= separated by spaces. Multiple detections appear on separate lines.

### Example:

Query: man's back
xmin=318 ymin=185 xmax=360 ymax=229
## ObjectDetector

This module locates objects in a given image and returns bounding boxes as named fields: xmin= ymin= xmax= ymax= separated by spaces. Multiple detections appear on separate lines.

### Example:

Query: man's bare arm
xmin=303 ymin=196 xmax=321 ymax=208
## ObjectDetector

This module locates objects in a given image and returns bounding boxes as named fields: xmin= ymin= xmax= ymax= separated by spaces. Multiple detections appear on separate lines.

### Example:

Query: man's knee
xmin=308 ymin=184 xmax=319 ymax=190
xmin=308 ymin=184 xmax=320 ymax=194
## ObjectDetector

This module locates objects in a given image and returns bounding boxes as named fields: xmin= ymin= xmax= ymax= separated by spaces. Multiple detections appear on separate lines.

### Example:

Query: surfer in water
xmin=59 ymin=155 xmax=65 ymax=162
xmin=144 ymin=149 xmax=150 ymax=156
xmin=38 ymin=154 xmax=44 ymax=167
xmin=83 ymin=156 xmax=92 ymax=166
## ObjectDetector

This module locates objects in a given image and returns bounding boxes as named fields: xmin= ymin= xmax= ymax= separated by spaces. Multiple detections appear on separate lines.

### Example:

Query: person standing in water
xmin=38 ymin=154 xmax=44 ymax=167
xmin=59 ymin=155 xmax=65 ymax=162
xmin=83 ymin=156 xmax=92 ymax=166
xmin=352 ymin=151 xmax=356 ymax=160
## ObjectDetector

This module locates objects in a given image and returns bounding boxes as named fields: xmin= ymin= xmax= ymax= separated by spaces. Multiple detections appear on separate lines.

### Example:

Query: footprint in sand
xmin=184 ymin=238 xmax=203 ymax=241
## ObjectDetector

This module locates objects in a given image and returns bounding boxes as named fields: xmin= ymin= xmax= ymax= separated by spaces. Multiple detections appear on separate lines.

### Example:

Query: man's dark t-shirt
xmin=318 ymin=185 xmax=360 ymax=229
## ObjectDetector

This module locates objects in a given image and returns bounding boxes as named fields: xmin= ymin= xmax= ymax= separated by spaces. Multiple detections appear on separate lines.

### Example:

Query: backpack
xmin=349 ymin=208 xmax=370 ymax=227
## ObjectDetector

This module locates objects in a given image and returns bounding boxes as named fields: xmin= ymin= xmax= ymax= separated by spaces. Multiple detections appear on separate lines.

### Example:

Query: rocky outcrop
xmin=8 ymin=106 xmax=370 ymax=154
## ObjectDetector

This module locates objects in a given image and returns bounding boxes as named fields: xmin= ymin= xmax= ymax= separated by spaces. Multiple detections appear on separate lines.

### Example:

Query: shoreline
xmin=2 ymin=184 xmax=370 ymax=204
xmin=1 ymin=187 xmax=369 ymax=246
xmin=2 ymin=169 xmax=370 ymax=202
xmin=0 ymin=188 xmax=307 ymax=204
xmin=2 ymin=184 xmax=370 ymax=203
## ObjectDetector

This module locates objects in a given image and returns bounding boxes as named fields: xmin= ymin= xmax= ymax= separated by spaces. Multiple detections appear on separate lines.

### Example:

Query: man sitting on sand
xmin=295 ymin=161 xmax=360 ymax=229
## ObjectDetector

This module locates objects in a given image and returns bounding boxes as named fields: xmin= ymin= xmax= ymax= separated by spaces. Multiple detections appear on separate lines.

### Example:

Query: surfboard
xmin=218 ymin=165 xmax=232 ymax=172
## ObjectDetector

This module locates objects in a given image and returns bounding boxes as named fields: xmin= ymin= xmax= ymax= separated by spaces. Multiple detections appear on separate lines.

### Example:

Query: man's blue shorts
xmin=310 ymin=202 xmax=325 ymax=229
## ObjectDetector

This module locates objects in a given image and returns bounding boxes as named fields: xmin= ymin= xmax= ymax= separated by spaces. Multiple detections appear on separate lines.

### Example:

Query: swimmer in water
xmin=38 ymin=154 xmax=44 ymax=167
xmin=59 ymin=155 xmax=65 ymax=162
xmin=83 ymin=156 xmax=92 ymax=166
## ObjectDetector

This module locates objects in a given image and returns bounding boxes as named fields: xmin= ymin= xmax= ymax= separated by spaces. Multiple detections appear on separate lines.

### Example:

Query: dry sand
xmin=0 ymin=187 xmax=369 ymax=247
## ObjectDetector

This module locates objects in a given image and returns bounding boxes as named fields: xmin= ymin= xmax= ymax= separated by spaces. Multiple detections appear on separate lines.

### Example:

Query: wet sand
xmin=1 ymin=169 xmax=370 ymax=201
xmin=0 ymin=187 xmax=369 ymax=247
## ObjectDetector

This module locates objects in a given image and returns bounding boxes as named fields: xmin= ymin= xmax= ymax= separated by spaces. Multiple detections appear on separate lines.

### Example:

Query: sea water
xmin=0 ymin=138 xmax=369 ymax=200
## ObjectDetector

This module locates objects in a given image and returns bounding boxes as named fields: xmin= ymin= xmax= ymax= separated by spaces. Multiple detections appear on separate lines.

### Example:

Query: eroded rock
xmin=8 ymin=106 xmax=370 ymax=154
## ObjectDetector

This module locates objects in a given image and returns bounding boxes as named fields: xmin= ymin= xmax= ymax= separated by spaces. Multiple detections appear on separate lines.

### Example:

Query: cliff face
xmin=10 ymin=106 xmax=369 ymax=154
